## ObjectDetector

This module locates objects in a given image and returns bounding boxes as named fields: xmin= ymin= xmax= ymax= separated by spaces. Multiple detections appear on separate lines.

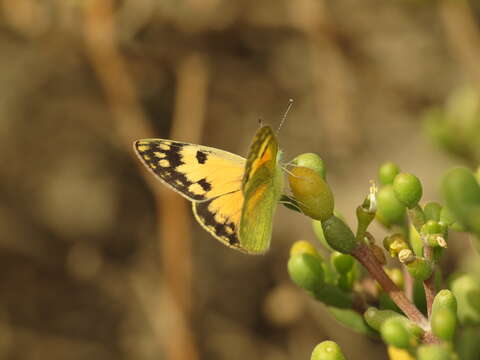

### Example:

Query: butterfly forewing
xmin=134 ymin=140 xmax=245 ymax=201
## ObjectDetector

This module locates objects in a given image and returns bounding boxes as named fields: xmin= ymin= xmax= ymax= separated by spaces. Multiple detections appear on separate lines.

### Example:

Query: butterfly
xmin=133 ymin=125 xmax=284 ymax=254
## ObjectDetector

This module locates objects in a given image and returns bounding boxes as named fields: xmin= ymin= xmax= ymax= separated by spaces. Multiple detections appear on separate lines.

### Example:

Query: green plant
xmin=286 ymin=153 xmax=480 ymax=360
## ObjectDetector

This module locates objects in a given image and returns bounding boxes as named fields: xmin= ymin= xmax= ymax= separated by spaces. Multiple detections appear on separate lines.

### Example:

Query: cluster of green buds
xmin=284 ymin=153 xmax=480 ymax=359
xmin=423 ymin=85 xmax=480 ymax=164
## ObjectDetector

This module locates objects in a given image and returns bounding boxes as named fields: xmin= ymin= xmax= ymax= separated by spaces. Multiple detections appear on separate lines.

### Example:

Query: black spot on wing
xmin=135 ymin=141 xmax=206 ymax=201
xmin=198 ymin=178 xmax=212 ymax=192
xmin=194 ymin=197 xmax=240 ymax=246
xmin=196 ymin=150 xmax=207 ymax=164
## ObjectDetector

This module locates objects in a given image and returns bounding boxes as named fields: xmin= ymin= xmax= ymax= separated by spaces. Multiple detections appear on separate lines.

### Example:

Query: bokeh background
xmin=1 ymin=0 xmax=480 ymax=359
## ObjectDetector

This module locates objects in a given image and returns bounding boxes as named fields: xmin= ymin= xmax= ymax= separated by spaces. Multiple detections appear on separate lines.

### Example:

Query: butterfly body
xmin=134 ymin=126 xmax=283 ymax=254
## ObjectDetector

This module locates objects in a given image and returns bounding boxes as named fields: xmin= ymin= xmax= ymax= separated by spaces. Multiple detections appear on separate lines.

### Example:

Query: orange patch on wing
xmin=249 ymin=141 xmax=275 ymax=177
xmin=258 ymin=145 xmax=274 ymax=166
xmin=245 ymin=183 xmax=268 ymax=213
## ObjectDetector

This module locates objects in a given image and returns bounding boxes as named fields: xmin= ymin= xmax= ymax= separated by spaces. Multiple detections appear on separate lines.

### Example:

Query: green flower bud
xmin=450 ymin=274 xmax=480 ymax=325
xmin=356 ymin=183 xmax=377 ymax=243
xmin=356 ymin=205 xmax=375 ymax=237
xmin=432 ymin=289 xmax=458 ymax=314
xmin=292 ymin=153 xmax=327 ymax=180
xmin=330 ymin=252 xmax=354 ymax=275
xmin=393 ymin=173 xmax=423 ymax=209
xmin=421 ymin=220 xmax=445 ymax=235
xmin=425 ymin=234 xmax=448 ymax=249
xmin=399 ymin=250 xmax=433 ymax=281
xmin=421 ymin=220 xmax=448 ymax=248
xmin=380 ymin=317 xmax=422 ymax=349
xmin=322 ymin=216 xmax=358 ymax=254
xmin=392 ymin=240 xmax=411 ymax=257
xmin=476 ymin=166 xmax=480 ymax=183
xmin=442 ymin=167 xmax=480 ymax=235
xmin=311 ymin=340 xmax=346 ymax=360
xmin=432 ymin=307 xmax=456 ymax=341
xmin=289 ymin=166 xmax=334 ymax=221
xmin=379 ymin=162 xmax=400 ymax=185
xmin=424 ymin=202 xmax=442 ymax=222
xmin=398 ymin=249 xmax=415 ymax=264
xmin=288 ymin=253 xmax=325 ymax=293
xmin=416 ymin=344 xmax=452 ymax=360
xmin=384 ymin=233 xmax=410 ymax=258
xmin=376 ymin=185 xmax=406 ymax=226
xmin=364 ymin=307 xmax=402 ymax=331
xmin=312 ymin=220 xmax=333 ymax=251
xmin=290 ymin=240 xmax=319 ymax=257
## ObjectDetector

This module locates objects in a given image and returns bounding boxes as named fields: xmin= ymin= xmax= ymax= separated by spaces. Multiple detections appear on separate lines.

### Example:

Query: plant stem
xmin=404 ymin=267 xmax=414 ymax=301
xmin=423 ymin=246 xmax=436 ymax=318
xmin=352 ymin=243 xmax=429 ymax=329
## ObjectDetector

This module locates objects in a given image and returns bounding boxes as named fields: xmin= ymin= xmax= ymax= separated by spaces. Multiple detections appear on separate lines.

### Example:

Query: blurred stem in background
xmin=289 ymin=0 xmax=359 ymax=158
xmin=83 ymin=1 xmax=206 ymax=359
xmin=438 ymin=0 xmax=480 ymax=87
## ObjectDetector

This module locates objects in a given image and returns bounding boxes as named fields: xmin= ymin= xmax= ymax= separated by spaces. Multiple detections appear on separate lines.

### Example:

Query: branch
xmin=352 ymin=243 xmax=429 ymax=329
xmin=422 ymin=246 xmax=436 ymax=319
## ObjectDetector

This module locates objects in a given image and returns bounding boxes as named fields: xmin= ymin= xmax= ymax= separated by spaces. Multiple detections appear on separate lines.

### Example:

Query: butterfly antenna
xmin=277 ymin=98 xmax=294 ymax=135
xmin=281 ymin=165 xmax=297 ymax=177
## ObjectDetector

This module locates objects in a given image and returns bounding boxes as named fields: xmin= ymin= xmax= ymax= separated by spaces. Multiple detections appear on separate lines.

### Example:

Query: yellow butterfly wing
xmin=134 ymin=140 xmax=245 ymax=201
xmin=192 ymin=191 xmax=245 ymax=250
xmin=134 ymin=139 xmax=247 ymax=250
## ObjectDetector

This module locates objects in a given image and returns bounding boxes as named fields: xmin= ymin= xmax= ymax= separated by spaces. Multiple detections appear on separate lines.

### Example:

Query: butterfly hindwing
xmin=192 ymin=190 xmax=244 ymax=250
xmin=134 ymin=140 xmax=245 ymax=201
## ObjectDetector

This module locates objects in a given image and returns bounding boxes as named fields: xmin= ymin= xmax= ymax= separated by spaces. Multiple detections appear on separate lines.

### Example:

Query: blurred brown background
xmin=1 ymin=0 xmax=479 ymax=359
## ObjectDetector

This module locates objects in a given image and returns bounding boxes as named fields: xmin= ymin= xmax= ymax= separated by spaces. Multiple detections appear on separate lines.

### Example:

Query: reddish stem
xmin=404 ymin=267 xmax=414 ymax=302
xmin=352 ymin=243 xmax=429 ymax=329
xmin=423 ymin=246 xmax=436 ymax=318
